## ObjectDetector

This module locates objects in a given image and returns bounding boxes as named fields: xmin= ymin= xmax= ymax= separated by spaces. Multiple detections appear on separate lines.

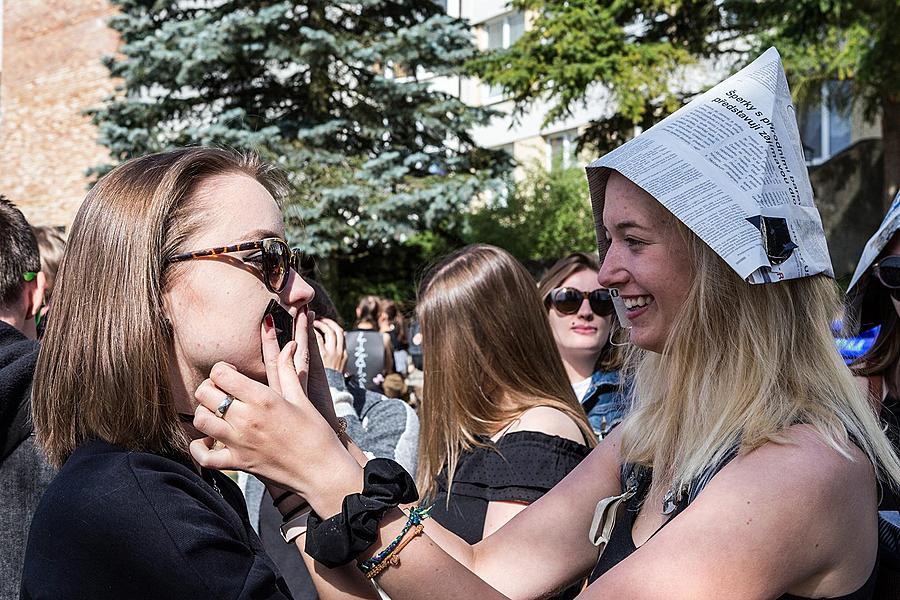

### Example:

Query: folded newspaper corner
xmin=844 ymin=190 xmax=900 ymax=334
xmin=848 ymin=190 xmax=900 ymax=293
xmin=586 ymin=47 xmax=834 ymax=285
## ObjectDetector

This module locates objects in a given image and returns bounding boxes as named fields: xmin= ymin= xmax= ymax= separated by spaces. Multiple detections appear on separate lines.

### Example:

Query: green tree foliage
xmin=89 ymin=0 xmax=511 ymax=256
xmin=466 ymin=162 xmax=597 ymax=262
xmin=470 ymin=0 xmax=900 ymax=205
xmin=730 ymin=0 xmax=900 ymax=207
xmin=467 ymin=1 xmax=728 ymax=153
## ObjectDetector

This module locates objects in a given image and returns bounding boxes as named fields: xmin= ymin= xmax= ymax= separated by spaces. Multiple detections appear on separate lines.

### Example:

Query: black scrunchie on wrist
xmin=305 ymin=458 xmax=418 ymax=568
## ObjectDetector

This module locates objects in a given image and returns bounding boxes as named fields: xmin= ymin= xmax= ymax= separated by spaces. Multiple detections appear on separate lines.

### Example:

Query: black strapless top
xmin=588 ymin=461 xmax=877 ymax=599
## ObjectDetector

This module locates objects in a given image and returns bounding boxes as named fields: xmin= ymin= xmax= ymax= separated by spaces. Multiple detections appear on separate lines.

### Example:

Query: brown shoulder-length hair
xmin=415 ymin=244 xmax=596 ymax=498
xmin=537 ymin=251 xmax=625 ymax=371
xmin=33 ymin=147 xmax=288 ymax=468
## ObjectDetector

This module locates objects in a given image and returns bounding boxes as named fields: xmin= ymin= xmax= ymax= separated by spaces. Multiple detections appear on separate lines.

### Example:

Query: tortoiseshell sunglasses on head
xmin=169 ymin=237 xmax=302 ymax=293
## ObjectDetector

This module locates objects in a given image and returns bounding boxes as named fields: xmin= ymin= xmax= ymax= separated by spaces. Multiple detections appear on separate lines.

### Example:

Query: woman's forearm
xmin=297 ymin=537 xmax=379 ymax=600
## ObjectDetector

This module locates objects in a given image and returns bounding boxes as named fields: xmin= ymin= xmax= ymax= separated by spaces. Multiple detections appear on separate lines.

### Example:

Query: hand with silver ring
xmin=216 ymin=394 xmax=236 ymax=418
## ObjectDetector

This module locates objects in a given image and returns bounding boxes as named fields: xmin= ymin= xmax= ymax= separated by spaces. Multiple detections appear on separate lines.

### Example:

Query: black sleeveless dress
xmin=588 ymin=461 xmax=878 ymax=599
xmin=430 ymin=431 xmax=591 ymax=600
xmin=430 ymin=431 xmax=591 ymax=544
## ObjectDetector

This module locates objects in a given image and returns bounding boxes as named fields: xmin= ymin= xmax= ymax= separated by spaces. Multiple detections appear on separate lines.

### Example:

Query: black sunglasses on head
xmin=169 ymin=237 xmax=302 ymax=294
xmin=545 ymin=287 xmax=614 ymax=317
xmin=873 ymin=255 xmax=900 ymax=299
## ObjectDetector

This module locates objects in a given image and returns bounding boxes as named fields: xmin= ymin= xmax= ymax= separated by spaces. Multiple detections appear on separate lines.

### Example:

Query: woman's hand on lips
xmin=189 ymin=310 xmax=363 ymax=516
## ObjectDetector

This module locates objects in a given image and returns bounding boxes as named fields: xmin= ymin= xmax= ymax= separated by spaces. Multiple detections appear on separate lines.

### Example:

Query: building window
xmin=482 ymin=12 xmax=526 ymax=101
xmin=799 ymin=80 xmax=852 ymax=165
xmin=546 ymin=130 xmax=577 ymax=170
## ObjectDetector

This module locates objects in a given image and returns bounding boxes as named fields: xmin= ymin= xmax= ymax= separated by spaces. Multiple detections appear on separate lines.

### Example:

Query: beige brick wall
xmin=0 ymin=0 xmax=118 ymax=228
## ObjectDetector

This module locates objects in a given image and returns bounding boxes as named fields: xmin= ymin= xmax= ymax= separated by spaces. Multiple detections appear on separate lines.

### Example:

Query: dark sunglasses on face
xmin=545 ymin=287 xmax=615 ymax=317
xmin=169 ymin=237 xmax=302 ymax=294
xmin=873 ymin=255 xmax=900 ymax=299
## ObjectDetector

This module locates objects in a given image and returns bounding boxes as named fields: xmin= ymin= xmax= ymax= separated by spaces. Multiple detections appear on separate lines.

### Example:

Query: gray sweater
xmin=240 ymin=367 xmax=418 ymax=529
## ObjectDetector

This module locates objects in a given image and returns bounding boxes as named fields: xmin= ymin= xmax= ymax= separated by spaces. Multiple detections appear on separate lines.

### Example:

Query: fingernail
xmin=264 ymin=314 xmax=274 ymax=329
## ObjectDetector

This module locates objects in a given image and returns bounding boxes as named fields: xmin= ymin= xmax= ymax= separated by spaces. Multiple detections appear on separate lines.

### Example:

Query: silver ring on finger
xmin=216 ymin=394 xmax=236 ymax=418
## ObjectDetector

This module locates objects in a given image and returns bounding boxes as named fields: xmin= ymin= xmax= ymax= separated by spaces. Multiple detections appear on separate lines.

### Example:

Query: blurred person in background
xmin=0 ymin=196 xmax=53 ymax=600
xmin=538 ymin=252 xmax=627 ymax=439
xmin=31 ymin=226 xmax=68 ymax=338
xmin=378 ymin=298 xmax=410 ymax=374
xmin=346 ymin=295 xmax=393 ymax=391
xmin=844 ymin=192 xmax=900 ymax=593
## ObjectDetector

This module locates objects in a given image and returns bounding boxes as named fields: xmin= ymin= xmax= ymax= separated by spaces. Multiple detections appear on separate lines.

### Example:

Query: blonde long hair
xmin=618 ymin=222 xmax=900 ymax=501
xmin=416 ymin=244 xmax=596 ymax=498
xmin=33 ymin=148 xmax=288 ymax=468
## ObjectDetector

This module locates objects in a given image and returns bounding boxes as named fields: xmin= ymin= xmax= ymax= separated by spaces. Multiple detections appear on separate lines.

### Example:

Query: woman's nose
xmin=577 ymin=298 xmax=594 ymax=319
xmin=597 ymin=248 xmax=626 ymax=289
xmin=283 ymin=270 xmax=315 ymax=308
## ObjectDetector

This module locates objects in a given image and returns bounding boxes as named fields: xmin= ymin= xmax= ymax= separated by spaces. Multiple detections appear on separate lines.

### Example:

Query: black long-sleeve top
xmin=22 ymin=438 xmax=292 ymax=600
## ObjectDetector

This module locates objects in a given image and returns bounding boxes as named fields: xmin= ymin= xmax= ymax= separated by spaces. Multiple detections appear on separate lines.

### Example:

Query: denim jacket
xmin=581 ymin=368 xmax=628 ymax=440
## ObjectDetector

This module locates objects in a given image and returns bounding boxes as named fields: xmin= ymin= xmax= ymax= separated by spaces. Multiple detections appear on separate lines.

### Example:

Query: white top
xmin=572 ymin=376 xmax=592 ymax=404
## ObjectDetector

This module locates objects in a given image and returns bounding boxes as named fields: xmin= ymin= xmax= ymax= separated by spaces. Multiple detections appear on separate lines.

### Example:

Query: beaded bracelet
xmin=364 ymin=523 xmax=424 ymax=579
xmin=358 ymin=505 xmax=431 ymax=578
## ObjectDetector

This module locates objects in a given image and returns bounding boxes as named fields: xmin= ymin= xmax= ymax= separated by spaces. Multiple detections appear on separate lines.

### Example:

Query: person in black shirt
xmin=22 ymin=148 xmax=350 ymax=599
xmin=0 ymin=196 xmax=53 ymax=599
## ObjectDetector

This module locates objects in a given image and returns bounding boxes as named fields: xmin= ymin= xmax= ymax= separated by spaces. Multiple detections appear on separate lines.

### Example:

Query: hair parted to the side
xmin=618 ymin=220 xmax=900 ymax=502
xmin=33 ymin=147 xmax=289 ymax=468
xmin=0 ymin=196 xmax=41 ymax=311
xmin=415 ymin=244 xmax=596 ymax=499
xmin=537 ymin=251 xmax=626 ymax=371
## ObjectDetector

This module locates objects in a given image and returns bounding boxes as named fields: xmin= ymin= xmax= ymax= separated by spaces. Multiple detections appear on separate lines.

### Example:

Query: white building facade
xmin=432 ymin=1 xmax=879 ymax=173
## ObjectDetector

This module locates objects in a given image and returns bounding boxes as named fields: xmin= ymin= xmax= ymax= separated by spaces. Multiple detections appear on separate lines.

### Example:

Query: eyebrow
xmin=608 ymin=220 xmax=649 ymax=232
xmin=238 ymin=228 xmax=284 ymax=242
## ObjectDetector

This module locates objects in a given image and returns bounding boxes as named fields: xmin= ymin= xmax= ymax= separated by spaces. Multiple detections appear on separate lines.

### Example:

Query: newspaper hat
xmin=586 ymin=47 xmax=833 ymax=284
xmin=845 ymin=191 xmax=900 ymax=333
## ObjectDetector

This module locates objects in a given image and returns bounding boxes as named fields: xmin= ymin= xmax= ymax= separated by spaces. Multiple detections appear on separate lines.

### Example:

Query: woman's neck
xmin=560 ymin=351 xmax=599 ymax=383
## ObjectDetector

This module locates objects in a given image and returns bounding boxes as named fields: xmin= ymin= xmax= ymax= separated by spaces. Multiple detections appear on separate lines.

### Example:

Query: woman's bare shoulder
xmin=504 ymin=405 xmax=586 ymax=444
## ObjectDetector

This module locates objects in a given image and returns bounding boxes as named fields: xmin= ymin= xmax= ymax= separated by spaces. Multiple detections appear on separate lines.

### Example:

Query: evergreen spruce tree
xmin=90 ymin=0 xmax=510 ymax=256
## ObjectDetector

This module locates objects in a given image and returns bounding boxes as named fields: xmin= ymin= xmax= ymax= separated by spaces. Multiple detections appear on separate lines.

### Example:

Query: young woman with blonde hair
xmin=189 ymin=167 xmax=900 ymax=600
xmin=415 ymin=244 xmax=595 ymax=547
xmin=538 ymin=252 xmax=626 ymax=439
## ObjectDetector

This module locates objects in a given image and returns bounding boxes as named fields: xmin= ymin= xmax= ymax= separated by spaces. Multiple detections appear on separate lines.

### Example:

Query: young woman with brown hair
xmin=414 ymin=244 xmax=595 ymax=547
xmin=538 ymin=252 xmax=626 ymax=439
xmin=21 ymin=147 xmax=345 ymax=599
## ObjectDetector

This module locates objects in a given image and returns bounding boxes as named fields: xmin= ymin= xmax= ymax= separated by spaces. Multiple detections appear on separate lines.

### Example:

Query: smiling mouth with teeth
xmin=623 ymin=295 xmax=654 ymax=310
